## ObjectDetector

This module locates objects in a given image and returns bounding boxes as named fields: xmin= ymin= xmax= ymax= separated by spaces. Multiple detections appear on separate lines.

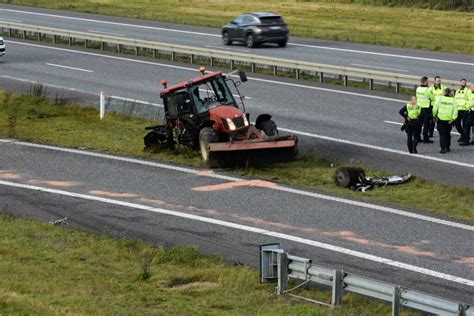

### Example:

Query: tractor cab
xmin=160 ymin=68 xmax=248 ymax=129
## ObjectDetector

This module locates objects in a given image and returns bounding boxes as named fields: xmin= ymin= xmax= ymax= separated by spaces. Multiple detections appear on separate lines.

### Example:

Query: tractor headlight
xmin=226 ymin=118 xmax=236 ymax=131
xmin=243 ymin=115 xmax=249 ymax=127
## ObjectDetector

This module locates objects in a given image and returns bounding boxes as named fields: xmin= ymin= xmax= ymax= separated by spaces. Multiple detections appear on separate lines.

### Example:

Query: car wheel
xmin=222 ymin=32 xmax=232 ymax=46
xmin=246 ymin=34 xmax=255 ymax=48
xmin=278 ymin=41 xmax=287 ymax=48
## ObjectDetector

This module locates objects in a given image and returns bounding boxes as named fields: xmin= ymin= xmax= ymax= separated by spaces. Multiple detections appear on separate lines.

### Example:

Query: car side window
xmin=242 ymin=16 xmax=255 ymax=25
xmin=232 ymin=15 xmax=245 ymax=25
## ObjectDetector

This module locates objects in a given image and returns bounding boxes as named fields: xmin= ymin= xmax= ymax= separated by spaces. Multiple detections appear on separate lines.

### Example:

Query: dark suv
xmin=222 ymin=12 xmax=289 ymax=48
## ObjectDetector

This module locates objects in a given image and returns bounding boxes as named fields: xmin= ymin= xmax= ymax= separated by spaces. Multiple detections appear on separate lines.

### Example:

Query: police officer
xmin=460 ymin=83 xmax=474 ymax=146
xmin=399 ymin=96 xmax=421 ymax=153
xmin=416 ymin=76 xmax=434 ymax=143
xmin=454 ymin=79 xmax=468 ymax=143
xmin=433 ymin=88 xmax=458 ymax=153
xmin=429 ymin=76 xmax=446 ymax=138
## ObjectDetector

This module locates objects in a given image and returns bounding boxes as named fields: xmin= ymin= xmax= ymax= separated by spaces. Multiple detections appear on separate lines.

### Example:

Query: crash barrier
xmin=0 ymin=22 xmax=462 ymax=94
xmin=260 ymin=244 xmax=473 ymax=316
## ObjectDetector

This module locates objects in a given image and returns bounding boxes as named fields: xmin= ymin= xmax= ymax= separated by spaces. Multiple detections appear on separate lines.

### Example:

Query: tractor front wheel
xmin=199 ymin=127 xmax=219 ymax=168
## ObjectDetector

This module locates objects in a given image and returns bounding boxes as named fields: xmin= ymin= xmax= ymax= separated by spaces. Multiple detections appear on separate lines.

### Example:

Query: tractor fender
xmin=199 ymin=120 xmax=215 ymax=130
xmin=255 ymin=114 xmax=273 ymax=130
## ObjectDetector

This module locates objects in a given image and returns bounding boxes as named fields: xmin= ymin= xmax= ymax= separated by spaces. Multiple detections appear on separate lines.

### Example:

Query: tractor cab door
xmin=165 ymin=91 xmax=192 ymax=118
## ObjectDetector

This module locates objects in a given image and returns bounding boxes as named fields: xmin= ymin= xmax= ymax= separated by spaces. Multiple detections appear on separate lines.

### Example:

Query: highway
xmin=0 ymin=140 xmax=472 ymax=304
xmin=0 ymin=4 xmax=472 ymax=81
xmin=1 ymin=40 xmax=473 ymax=187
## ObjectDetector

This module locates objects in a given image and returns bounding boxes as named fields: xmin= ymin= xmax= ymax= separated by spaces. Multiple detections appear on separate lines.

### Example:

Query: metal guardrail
xmin=260 ymin=244 xmax=473 ymax=316
xmin=0 ymin=21 xmax=462 ymax=94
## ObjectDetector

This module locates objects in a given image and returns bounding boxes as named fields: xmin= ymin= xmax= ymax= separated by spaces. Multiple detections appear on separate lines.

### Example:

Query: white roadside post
xmin=99 ymin=91 xmax=105 ymax=120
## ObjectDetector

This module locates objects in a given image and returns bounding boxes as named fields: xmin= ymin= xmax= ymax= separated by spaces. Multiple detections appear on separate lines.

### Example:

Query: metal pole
xmin=273 ymin=66 xmax=277 ymax=76
xmin=320 ymin=72 xmax=324 ymax=83
xmin=369 ymin=79 xmax=374 ymax=90
xmin=295 ymin=69 xmax=300 ymax=80
xmin=396 ymin=82 xmax=401 ymax=94
xmin=101 ymin=42 xmax=105 ymax=50
xmin=230 ymin=60 xmax=235 ymax=70
xmin=135 ymin=46 xmax=139 ymax=56
xmin=190 ymin=54 xmax=195 ymax=64
xmin=277 ymin=252 xmax=288 ymax=295
xmin=210 ymin=57 xmax=214 ymax=67
xmin=171 ymin=51 xmax=176 ymax=62
xmin=99 ymin=91 xmax=105 ymax=120
xmin=332 ymin=270 xmax=343 ymax=306
xmin=392 ymin=286 xmax=401 ymax=316
xmin=343 ymin=75 xmax=348 ymax=86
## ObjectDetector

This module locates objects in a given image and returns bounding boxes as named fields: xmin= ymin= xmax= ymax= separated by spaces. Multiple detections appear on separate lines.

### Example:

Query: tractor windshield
xmin=192 ymin=76 xmax=236 ymax=114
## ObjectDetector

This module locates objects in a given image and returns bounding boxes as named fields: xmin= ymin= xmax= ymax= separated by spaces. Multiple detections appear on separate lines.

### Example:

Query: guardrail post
xmin=8 ymin=28 xmax=12 ymax=37
xmin=332 ymin=270 xmax=343 ymax=306
xmin=230 ymin=60 xmax=235 ymax=70
xmin=171 ymin=51 xmax=176 ymax=62
xmin=251 ymin=63 xmax=256 ymax=73
xmin=53 ymin=35 xmax=57 ymax=44
xmin=272 ymin=66 xmax=277 ymax=76
xmin=295 ymin=69 xmax=300 ymax=80
xmin=396 ymin=82 xmax=401 ymax=94
xmin=210 ymin=57 xmax=214 ymax=67
xmin=369 ymin=79 xmax=374 ymax=90
xmin=101 ymin=42 xmax=105 ymax=51
xmin=117 ymin=44 xmax=122 ymax=54
xmin=277 ymin=252 xmax=288 ymax=295
xmin=84 ymin=39 xmax=88 ymax=48
xmin=190 ymin=54 xmax=195 ymax=64
xmin=392 ymin=286 xmax=401 ymax=316
xmin=22 ymin=30 xmax=26 ymax=39
xmin=68 ymin=37 xmax=73 ymax=46
xmin=153 ymin=49 xmax=157 ymax=58
xmin=37 ymin=32 xmax=41 ymax=41
xmin=99 ymin=91 xmax=105 ymax=120
xmin=343 ymin=75 xmax=348 ymax=87
xmin=135 ymin=46 xmax=139 ymax=56
xmin=320 ymin=72 xmax=324 ymax=83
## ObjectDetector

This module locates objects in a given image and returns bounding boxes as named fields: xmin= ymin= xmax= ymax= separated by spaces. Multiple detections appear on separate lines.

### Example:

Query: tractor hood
xmin=209 ymin=105 xmax=248 ymax=133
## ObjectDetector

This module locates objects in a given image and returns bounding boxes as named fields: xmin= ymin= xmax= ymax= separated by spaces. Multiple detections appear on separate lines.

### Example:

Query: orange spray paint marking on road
xmin=192 ymin=180 xmax=278 ymax=191
xmin=28 ymin=180 xmax=82 ymax=188
xmin=89 ymin=190 xmax=138 ymax=198
xmin=0 ymin=170 xmax=21 ymax=180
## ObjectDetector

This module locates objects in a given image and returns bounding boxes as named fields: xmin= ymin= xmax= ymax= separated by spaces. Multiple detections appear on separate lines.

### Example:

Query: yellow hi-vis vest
xmin=454 ymin=88 xmax=467 ymax=111
xmin=431 ymin=84 xmax=446 ymax=107
xmin=434 ymin=96 xmax=458 ymax=121
xmin=466 ymin=90 xmax=474 ymax=111
xmin=406 ymin=102 xmax=421 ymax=119
xmin=416 ymin=86 xmax=432 ymax=108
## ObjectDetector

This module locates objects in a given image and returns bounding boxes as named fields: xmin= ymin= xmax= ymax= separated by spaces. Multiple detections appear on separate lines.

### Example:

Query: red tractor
xmin=144 ymin=67 xmax=297 ymax=167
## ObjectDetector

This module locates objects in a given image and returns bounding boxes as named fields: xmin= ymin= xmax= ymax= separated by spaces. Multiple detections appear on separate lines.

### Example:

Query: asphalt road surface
xmin=1 ymin=40 xmax=473 ymax=188
xmin=0 ymin=140 xmax=472 ymax=304
xmin=0 ymin=4 xmax=472 ymax=81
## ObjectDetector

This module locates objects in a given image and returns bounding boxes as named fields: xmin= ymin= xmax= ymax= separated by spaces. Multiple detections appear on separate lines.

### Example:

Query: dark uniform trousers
xmin=406 ymin=119 xmax=420 ymax=152
xmin=455 ymin=110 xmax=467 ymax=140
xmin=437 ymin=120 xmax=452 ymax=151
xmin=463 ymin=111 xmax=473 ymax=143
xmin=418 ymin=107 xmax=433 ymax=141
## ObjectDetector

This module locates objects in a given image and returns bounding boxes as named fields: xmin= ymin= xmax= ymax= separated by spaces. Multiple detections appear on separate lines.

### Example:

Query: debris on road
xmin=334 ymin=167 xmax=411 ymax=192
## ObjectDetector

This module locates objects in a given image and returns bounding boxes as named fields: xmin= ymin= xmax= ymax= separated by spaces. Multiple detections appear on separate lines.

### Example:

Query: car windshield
xmin=259 ymin=16 xmax=284 ymax=25
xmin=192 ymin=76 xmax=236 ymax=114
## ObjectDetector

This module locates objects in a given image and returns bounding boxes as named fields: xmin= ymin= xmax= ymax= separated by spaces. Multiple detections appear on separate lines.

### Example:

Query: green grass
xmin=1 ymin=91 xmax=473 ymax=223
xmin=1 ymin=213 xmax=424 ymax=315
xmin=0 ymin=0 xmax=472 ymax=54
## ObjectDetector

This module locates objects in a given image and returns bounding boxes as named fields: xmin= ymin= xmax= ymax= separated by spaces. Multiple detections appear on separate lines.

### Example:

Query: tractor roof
xmin=160 ymin=71 xmax=223 ymax=97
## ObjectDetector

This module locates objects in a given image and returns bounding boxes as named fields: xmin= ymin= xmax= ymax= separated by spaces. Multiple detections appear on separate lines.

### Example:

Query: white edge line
xmin=384 ymin=120 xmax=461 ymax=136
xmin=0 ymin=8 xmax=221 ymax=37
xmin=289 ymin=43 xmax=474 ymax=66
xmin=46 ymin=63 xmax=93 ymax=73
xmin=279 ymin=127 xmax=473 ymax=169
xmin=0 ymin=8 xmax=471 ymax=67
xmin=0 ymin=179 xmax=472 ymax=287
xmin=0 ymin=139 xmax=472 ymax=232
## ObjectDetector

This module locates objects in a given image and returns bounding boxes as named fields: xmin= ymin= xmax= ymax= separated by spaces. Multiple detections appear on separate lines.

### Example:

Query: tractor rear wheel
xmin=258 ymin=119 xmax=278 ymax=137
xmin=199 ymin=127 xmax=219 ymax=168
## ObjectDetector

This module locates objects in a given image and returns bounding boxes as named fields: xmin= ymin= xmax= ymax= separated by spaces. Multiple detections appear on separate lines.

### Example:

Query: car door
xmin=228 ymin=15 xmax=245 ymax=40
xmin=240 ymin=15 xmax=256 ymax=39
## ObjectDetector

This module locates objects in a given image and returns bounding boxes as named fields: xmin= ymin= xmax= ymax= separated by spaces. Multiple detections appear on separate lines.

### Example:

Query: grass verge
xmin=0 ymin=91 xmax=473 ymax=222
xmin=0 ymin=213 xmax=423 ymax=315
xmin=0 ymin=0 xmax=472 ymax=54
